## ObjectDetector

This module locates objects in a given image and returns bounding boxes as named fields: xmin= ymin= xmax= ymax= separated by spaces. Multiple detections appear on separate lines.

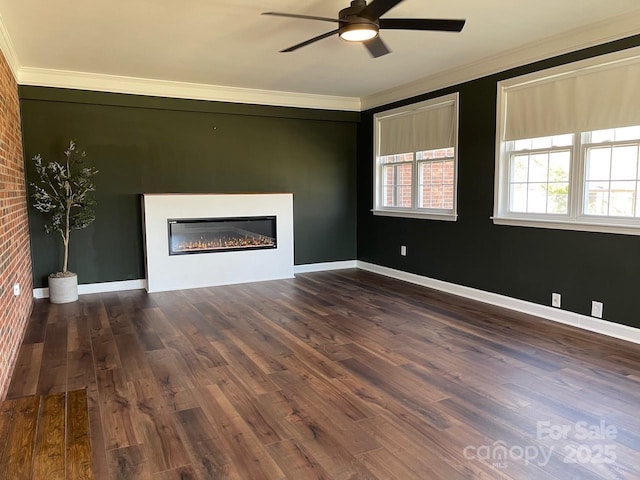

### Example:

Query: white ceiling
xmin=1 ymin=0 xmax=640 ymax=110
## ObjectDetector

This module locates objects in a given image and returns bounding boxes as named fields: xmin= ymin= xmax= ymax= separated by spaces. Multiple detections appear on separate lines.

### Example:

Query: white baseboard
xmin=33 ymin=279 xmax=147 ymax=299
xmin=357 ymin=261 xmax=640 ymax=346
xmin=294 ymin=260 xmax=358 ymax=274
xmin=32 ymin=262 xmax=360 ymax=298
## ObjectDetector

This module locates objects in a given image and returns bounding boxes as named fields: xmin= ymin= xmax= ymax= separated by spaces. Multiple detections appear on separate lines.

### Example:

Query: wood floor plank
xmin=37 ymin=319 xmax=68 ymax=395
xmin=152 ymin=465 xmax=199 ymax=480
xmin=0 ymin=399 xmax=16 ymax=467
xmin=173 ymin=407 xmax=236 ymax=478
xmin=67 ymin=389 xmax=94 ymax=480
xmin=254 ymin=389 xmax=379 ymax=479
xmin=198 ymin=384 xmax=288 ymax=480
xmin=6 ymin=342 xmax=43 ymax=399
xmin=215 ymin=367 xmax=285 ymax=445
xmin=86 ymin=387 xmax=109 ymax=479
xmin=113 ymin=333 xmax=154 ymax=382
xmin=210 ymin=338 xmax=280 ymax=395
xmin=284 ymin=379 xmax=381 ymax=456
xmin=266 ymin=438 xmax=333 ymax=480
xmin=21 ymin=308 xmax=50 ymax=344
xmin=132 ymin=308 xmax=165 ymax=352
xmin=159 ymin=336 xmax=220 ymax=387
xmin=107 ymin=444 xmax=151 ymax=480
xmin=0 ymin=395 xmax=40 ymax=479
xmin=33 ymin=392 xmax=66 ymax=479
xmin=130 ymin=379 xmax=191 ymax=473
xmin=96 ymin=368 xmax=140 ymax=450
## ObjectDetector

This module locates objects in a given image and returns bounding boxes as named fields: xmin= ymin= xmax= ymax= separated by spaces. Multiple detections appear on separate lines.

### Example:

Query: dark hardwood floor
xmin=6 ymin=269 xmax=640 ymax=479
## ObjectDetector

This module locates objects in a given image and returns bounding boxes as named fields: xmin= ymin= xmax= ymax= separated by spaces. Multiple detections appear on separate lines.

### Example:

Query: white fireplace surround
xmin=142 ymin=193 xmax=294 ymax=292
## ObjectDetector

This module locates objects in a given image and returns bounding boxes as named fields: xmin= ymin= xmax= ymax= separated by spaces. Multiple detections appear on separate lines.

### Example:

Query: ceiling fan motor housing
xmin=338 ymin=0 xmax=380 ymax=38
xmin=338 ymin=0 xmax=380 ymax=28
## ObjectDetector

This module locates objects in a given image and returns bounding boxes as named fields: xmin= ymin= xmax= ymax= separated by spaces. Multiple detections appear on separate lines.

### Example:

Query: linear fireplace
xmin=168 ymin=216 xmax=277 ymax=255
xmin=142 ymin=193 xmax=293 ymax=292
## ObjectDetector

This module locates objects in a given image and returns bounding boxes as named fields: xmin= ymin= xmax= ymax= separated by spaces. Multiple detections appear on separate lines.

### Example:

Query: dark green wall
xmin=358 ymin=35 xmax=640 ymax=329
xmin=21 ymin=88 xmax=358 ymax=288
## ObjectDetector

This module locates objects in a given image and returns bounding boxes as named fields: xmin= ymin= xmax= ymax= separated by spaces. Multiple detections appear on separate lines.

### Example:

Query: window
xmin=374 ymin=93 xmax=459 ymax=220
xmin=494 ymin=47 xmax=640 ymax=235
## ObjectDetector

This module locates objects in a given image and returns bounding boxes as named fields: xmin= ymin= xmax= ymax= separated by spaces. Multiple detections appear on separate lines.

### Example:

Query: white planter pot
xmin=48 ymin=273 xmax=78 ymax=304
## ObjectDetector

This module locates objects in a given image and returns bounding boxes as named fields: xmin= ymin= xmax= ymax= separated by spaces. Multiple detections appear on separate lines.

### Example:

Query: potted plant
xmin=30 ymin=140 xmax=98 ymax=303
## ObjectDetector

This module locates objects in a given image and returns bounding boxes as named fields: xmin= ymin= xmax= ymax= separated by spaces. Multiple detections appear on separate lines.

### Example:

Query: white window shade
xmin=379 ymin=102 xmax=456 ymax=156
xmin=503 ymin=58 xmax=640 ymax=141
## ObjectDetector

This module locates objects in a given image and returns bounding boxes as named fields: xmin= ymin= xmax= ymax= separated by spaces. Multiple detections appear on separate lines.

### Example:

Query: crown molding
xmin=361 ymin=10 xmax=640 ymax=111
xmin=4 ymin=9 xmax=640 ymax=112
xmin=17 ymin=67 xmax=361 ymax=111
xmin=0 ymin=13 xmax=19 ymax=79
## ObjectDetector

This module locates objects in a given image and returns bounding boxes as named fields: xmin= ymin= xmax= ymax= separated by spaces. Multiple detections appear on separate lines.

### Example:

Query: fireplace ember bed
xmin=168 ymin=216 xmax=277 ymax=255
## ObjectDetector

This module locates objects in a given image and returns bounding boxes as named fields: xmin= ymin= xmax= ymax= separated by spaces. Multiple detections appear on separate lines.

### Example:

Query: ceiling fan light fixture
xmin=339 ymin=23 xmax=378 ymax=42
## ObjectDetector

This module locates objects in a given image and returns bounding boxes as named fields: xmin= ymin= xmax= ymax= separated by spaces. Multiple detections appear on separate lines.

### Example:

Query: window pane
xmin=443 ymin=185 xmax=454 ymax=209
xmin=589 ymin=126 xmax=640 ymax=143
xmin=513 ymin=139 xmax=532 ymax=151
xmin=529 ymin=154 xmax=549 ymax=182
xmin=549 ymin=151 xmax=570 ymax=182
xmin=527 ymin=183 xmax=547 ymax=213
xmin=614 ymin=125 xmax=640 ymax=142
xmin=380 ymin=152 xmax=414 ymax=164
xmin=590 ymin=129 xmax=615 ymax=143
xmin=382 ymin=163 xmax=413 ymax=208
xmin=531 ymin=136 xmax=552 ymax=149
xmin=419 ymin=160 xmax=452 ymax=209
xmin=397 ymin=163 xmax=412 ymax=208
xmin=511 ymin=155 xmax=528 ymax=182
xmin=421 ymin=185 xmax=431 ymax=207
xmin=547 ymin=188 xmax=569 ymax=214
xmin=383 ymin=185 xmax=394 ymax=207
xmin=419 ymin=159 xmax=454 ymax=209
xmin=552 ymin=134 xmax=573 ymax=147
xmin=610 ymin=145 xmax=639 ymax=180
xmin=609 ymin=181 xmax=636 ymax=217
xmin=417 ymin=147 xmax=454 ymax=160
xmin=397 ymin=185 xmax=412 ymax=208
xmin=509 ymin=148 xmax=571 ymax=215
xmin=432 ymin=162 xmax=443 ymax=182
xmin=585 ymin=181 xmax=610 ymax=215
xmin=431 ymin=185 xmax=443 ymax=208
xmin=586 ymin=147 xmax=611 ymax=181
xmin=382 ymin=165 xmax=394 ymax=207
xmin=421 ymin=162 xmax=432 ymax=183
xmin=510 ymin=184 xmax=527 ymax=212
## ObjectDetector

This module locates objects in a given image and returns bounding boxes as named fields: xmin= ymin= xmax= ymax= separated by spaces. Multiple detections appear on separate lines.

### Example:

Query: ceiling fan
xmin=263 ymin=0 xmax=466 ymax=58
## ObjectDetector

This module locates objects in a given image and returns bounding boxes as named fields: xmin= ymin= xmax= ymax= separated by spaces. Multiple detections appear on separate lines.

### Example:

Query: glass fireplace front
xmin=168 ymin=216 xmax=277 ymax=255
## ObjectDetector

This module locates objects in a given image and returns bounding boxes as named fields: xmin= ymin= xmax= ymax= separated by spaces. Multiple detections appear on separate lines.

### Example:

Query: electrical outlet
xmin=400 ymin=245 xmax=407 ymax=256
xmin=551 ymin=293 xmax=561 ymax=308
xmin=13 ymin=283 xmax=20 ymax=296
xmin=591 ymin=301 xmax=603 ymax=319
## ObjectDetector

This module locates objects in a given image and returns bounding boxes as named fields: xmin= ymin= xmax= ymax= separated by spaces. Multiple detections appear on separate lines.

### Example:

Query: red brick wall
xmin=0 ymin=49 xmax=34 ymax=400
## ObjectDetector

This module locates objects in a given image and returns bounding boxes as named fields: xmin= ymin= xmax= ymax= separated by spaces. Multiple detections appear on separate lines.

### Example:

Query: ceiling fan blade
xmin=280 ymin=30 xmax=339 ymax=53
xmin=364 ymin=36 xmax=391 ymax=58
xmin=262 ymin=12 xmax=339 ymax=23
xmin=361 ymin=0 xmax=404 ymax=20
xmin=379 ymin=18 xmax=466 ymax=32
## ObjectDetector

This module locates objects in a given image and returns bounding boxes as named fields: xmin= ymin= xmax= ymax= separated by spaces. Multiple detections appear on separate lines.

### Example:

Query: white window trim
xmin=493 ymin=46 xmax=640 ymax=236
xmin=373 ymin=92 xmax=459 ymax=221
